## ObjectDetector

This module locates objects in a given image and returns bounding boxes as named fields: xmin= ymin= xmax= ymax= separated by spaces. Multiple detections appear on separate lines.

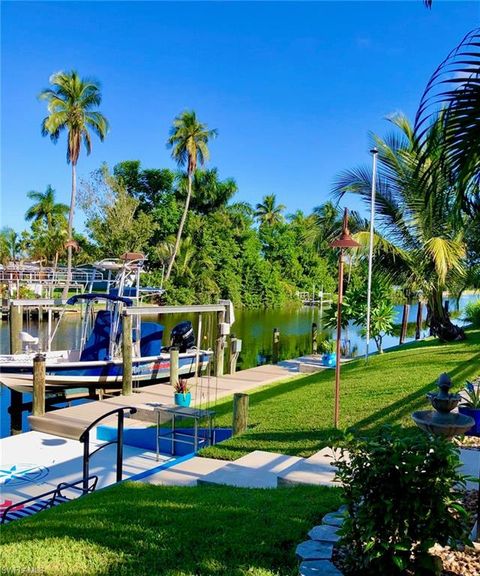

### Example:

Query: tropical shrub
xmin=334 ymin=426 xmax=470 ymax=576
xmin=464 ymin=299 xmax=480 ymax=327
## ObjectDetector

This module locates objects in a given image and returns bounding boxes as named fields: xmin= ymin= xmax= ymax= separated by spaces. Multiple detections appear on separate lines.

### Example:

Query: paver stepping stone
xmin=322 ymin=512 xmax=345 ymax=527
xmin=299 ymin=560 xmax=343 ymax=576
xmin=198 ymin=450 xmax=303 ymax=488
xmin=295 ymin=540 xmax=334 ymax=561
xmin=308 ymin=524 xmax=341 ymax=543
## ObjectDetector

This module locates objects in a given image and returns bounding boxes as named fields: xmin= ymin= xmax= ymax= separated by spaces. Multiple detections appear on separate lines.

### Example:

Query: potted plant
xmin=174 ymin=378 xmax=191 ymax=407
xmin=458 ymin=377 xmax=480 ymax=436
xmin=319 ymin=338 xmax=336 ymax=367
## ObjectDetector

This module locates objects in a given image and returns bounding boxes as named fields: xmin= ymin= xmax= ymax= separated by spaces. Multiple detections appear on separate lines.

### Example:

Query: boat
xmin=0 ymin=254 xmax=214 ymax=394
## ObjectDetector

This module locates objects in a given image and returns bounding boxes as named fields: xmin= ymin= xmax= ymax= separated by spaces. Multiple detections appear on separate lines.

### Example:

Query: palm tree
xmin=166 ymin=110 xmax=217 ymax=282
xmin=25 ymin=185 xmax=69 ymax=229
xmin=334 ymin=114 xmax=466 ymax=341
xmin=0 ymin=228 xmax=20 ymax=264
xmin=254 ymin=194 xmax=286 ymax=226
xmin=415 ymin=28 xmax=480 ymax=216
xmin=39 ymin=70 xmax=108 ymax=297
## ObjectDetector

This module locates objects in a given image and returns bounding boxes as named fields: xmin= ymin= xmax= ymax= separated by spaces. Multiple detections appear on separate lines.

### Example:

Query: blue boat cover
xmin=80 ymin=311 xmax=115 ymax=361
xmin=139 ymin=322 xmax=164 ymax=356
xmin=80 ymin=312 xmax=164 ymax=361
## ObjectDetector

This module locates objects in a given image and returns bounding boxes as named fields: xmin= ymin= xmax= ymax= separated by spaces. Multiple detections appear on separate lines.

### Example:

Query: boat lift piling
xmin=169 ymin=347 xmax=179 ymax=387
xmin=32 ymin=354 xmax=46 ymax=416
xmin=121 ymin=314 xmax=133 ymax=395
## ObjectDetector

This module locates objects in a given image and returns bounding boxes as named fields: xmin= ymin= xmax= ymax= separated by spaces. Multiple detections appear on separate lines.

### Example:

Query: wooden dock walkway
xmin=28 ymin=363 xmax=309 ymax=439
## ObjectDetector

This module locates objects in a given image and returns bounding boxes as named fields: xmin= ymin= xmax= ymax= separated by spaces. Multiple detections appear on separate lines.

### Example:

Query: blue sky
xmin=2 ymin=1 xmax=479 ymax=233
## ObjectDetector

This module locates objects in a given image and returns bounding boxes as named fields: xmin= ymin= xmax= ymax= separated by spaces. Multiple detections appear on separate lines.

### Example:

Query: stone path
xmin=296 ymin=506 xmax=346 ymax=576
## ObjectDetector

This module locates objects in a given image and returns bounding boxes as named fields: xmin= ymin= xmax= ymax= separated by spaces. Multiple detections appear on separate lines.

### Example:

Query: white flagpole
xmin=365 ymin=147 xmax=378 ymax=361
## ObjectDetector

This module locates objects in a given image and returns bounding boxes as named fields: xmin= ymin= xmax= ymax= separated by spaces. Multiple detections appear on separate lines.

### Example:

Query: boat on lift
xmin=0 ymin=253 xmax=215 ymax=394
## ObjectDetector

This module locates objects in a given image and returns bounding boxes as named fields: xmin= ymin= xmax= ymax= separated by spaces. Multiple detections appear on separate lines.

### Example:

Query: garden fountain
xmin=412 ymin=373 xmax=475 ymax=439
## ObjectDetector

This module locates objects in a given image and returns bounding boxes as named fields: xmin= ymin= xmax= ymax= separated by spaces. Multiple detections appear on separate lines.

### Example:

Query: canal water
xmin=1 ymin=294 xmax=478 ymax=438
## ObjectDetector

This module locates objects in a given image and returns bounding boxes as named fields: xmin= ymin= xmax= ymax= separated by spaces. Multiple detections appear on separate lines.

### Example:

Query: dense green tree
xmin=39 ymin=70 xmax=108 ymax=295
xmin=176 ymin=168 xmax=237 ymax=215
xmin=166 ymin=111 xmax=217 ymax=281
xmin=80 ymin=166 xmax=157 ymax=258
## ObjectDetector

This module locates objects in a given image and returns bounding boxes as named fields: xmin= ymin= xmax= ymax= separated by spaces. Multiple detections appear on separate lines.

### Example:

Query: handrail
xmin=0 ymin=475 xmax=98 ymax=524
xmin=79 ymin=406 xmax=137 ymax=493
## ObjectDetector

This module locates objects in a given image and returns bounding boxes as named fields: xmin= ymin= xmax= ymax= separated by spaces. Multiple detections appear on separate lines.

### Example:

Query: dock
xmin=27 ymin=363 xmax=309 ymax=439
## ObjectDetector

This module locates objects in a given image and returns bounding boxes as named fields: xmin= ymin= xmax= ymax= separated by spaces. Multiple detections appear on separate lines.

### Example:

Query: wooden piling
xmin=9 ymin=302 xmax=22 ymax=355
xmin=32 ymin=353 xmax=46 ymax=416
xmin=415 ymin=301 xmax=423 ymax=340
xmin=215 ymin=309 xmax=226 ymax=378
xmin=399 ymin=304 xmax=410 ymax=345
xmin=272 ymin=328 xmax=280 ymax=364
xmin=312 ymin=322 xmax=318 ymax=354
xmin=232 ymin=393 xmax=249 ymax=435
xmin=228 ymin=334 xmax=237 ymax=375
xmin=169 ymin=346 xmax=179 ymax=388
xmin=122 ymin=314 xmax=133 ymax=395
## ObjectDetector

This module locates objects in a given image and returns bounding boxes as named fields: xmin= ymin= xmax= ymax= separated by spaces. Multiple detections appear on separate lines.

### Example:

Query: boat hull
xmin=0 ymin=351 xmax=212 ymax=394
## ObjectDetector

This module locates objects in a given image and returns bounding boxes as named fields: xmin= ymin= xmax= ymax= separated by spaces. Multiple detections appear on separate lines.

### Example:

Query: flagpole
xmin=365 ymin=147 xmax=378 ymax=362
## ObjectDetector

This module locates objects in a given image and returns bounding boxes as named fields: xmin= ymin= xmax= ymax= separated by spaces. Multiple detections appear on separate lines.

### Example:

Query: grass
xmin=200 ymin=328 xmax=480 ymax=460
xmin=0 ymin=482 xmax=341 ymax=576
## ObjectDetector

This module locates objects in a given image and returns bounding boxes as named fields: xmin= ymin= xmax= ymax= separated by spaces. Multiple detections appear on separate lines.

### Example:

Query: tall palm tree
xmin=334 ymin=114 xmax=466 ymax=341
xmin=25 ymin=185 xmax=69 ymax=229
xmin=254 ymin=194 xmax=286 ymax=227
xmin=39 ymin=70 xmax=108 ymax=297
xmin=166 ymin=110 xmax=217 ymax=282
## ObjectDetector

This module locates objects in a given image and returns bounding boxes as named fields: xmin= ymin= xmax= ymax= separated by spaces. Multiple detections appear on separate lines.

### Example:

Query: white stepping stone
xmin=277 ymin=448 xmax=342 ymax=487
xmin=299 ymin=560 xmax=343 ymax=576
xmin=295 ymin=540 xmax=334 ymax=561
xmin=308 ymin=524 xmax=341 ymax=543
xmin=198 ymin=450 xmax=303 ymax=488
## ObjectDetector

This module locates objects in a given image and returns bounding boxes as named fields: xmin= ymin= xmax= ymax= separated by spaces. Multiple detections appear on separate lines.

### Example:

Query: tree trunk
xmin=426 ymin=287 xmax=465 ymax=341
xmin=165 ymin=170 xmax=192 ymax=282
xmin=62 ymin=162 xmax=76 ymax=299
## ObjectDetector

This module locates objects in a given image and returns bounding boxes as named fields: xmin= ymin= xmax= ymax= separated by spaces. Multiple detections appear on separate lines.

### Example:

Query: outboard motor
xmin=170 ymin=321 xmax=195 ymax=352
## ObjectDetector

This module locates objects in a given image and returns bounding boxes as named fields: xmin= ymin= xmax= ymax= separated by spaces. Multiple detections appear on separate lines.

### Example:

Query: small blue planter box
xmin=174 ymin=392 xmax=191 ymax=407
xmin=97 ymin=425 xmax=232 ymax=456
xmin=322 ymin=353 xmax=337 ymax=367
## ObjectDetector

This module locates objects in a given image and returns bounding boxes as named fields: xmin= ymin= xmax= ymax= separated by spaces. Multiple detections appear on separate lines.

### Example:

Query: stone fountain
xmin=412 ymin=373 xmax=475 ymax=439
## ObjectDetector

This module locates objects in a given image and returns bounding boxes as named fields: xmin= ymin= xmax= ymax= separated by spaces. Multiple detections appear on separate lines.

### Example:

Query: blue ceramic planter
xmin=322 ymin=353 xmax=337 ymax=367
xmin=458 ymin=406 xmax=480 ymax=436
xmin=174 ymin=392 xmax=191 ymax=407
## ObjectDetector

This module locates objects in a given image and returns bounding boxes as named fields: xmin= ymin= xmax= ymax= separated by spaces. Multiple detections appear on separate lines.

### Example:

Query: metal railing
xmin=1 ymin=475 xmax=98 ymax=524
xmin=79 ymin=406 xmax=137 ymax=493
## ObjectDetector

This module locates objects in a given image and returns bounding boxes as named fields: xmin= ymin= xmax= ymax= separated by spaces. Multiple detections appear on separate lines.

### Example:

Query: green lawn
xmin=201 ymin=328 xmax=480 ymax=460
xmin=0 ymin=482 xmax=341 ymax=576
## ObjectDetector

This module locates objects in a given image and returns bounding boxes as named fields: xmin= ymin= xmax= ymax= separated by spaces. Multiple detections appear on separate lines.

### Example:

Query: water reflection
xmin=0 ymin=294 xmax=478 ymax=438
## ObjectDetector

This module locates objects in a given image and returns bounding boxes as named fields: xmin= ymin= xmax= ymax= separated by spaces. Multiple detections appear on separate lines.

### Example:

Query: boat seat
xmin=19 ymin=331 xmax=40 ymax=353
xmin=80 ymin=311 xmax=115 ymax=361
xmin=139 ymin=322 xmax=164 ymax=357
